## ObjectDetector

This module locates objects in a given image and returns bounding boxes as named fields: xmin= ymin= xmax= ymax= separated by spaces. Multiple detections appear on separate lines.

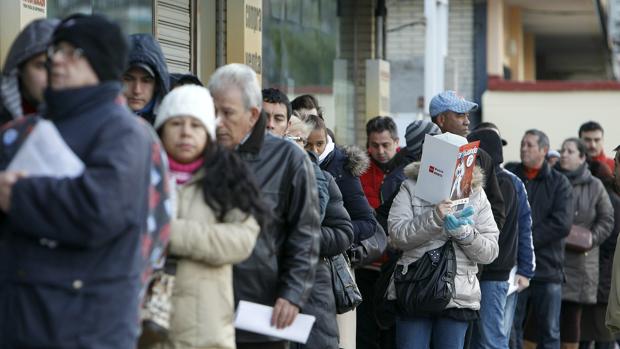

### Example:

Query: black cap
xmin=52 ymin=13 xmax=129 ymax=82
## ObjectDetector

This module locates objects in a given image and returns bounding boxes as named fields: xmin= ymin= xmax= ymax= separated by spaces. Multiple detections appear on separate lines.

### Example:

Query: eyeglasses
xmin=47 ymin=45 xmax=84 ymax=61
xmin=285 ymin=135 xmax=307 ymax=146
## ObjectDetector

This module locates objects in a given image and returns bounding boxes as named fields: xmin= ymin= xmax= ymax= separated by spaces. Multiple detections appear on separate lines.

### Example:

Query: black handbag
xmin=329 ymin=252 xmax=363 ymax=314
xmin=393 ymin=240 xmax=456 ymax=315
xmin=348 ymin=221 xmax=387 ymax=268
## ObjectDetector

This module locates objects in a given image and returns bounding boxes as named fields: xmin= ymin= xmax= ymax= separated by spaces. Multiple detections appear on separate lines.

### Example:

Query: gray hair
xmin=207 ymin=63 xmax=261 ymax=110
xmin=524 ymin=129 xmax=550 ymax=150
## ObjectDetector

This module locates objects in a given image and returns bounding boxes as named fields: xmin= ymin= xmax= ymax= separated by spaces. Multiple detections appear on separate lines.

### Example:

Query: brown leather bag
xmin=565 ymin=225 xmax=593 ymax=252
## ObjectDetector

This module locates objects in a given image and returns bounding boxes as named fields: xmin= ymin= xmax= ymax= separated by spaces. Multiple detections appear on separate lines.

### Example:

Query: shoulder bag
xmin=329 ymin=252 xmax=363 ymax=314
xmin=393 ymin=240 xmax=456 ymax=315
xmin=565 ymin=225 xmax=593 ymax=252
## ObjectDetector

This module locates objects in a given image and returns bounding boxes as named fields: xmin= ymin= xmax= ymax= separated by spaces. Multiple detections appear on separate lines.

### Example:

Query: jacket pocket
xmin=452 ymin=269 xmax=480 ymax=309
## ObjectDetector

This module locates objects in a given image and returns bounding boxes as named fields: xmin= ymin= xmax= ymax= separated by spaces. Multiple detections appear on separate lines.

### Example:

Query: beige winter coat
xmin=387 ymin=163 xmax=499 ymax=311
xmin=157 ymin=172 xmax=260 ymax=349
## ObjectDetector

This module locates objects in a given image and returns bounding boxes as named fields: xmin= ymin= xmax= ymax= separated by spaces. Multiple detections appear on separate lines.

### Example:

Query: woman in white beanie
xmin=151 ymin=85 xmax=267 ymax=349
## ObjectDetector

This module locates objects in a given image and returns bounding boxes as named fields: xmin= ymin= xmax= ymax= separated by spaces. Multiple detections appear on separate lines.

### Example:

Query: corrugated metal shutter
xmin=155 ymin=0 xmax=193 ymax=73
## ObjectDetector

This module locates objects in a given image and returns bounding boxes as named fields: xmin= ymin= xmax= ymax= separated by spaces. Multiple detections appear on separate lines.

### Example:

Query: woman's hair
xmin=200 ymin=136 xmax=270 ymax=229
xmin=563 ymin=137 xmax=588 ymax=159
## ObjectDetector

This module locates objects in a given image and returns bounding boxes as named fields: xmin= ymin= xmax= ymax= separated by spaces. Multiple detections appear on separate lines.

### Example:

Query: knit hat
xmin=154 ymin=85 xmax=216 ymax=140
xmin=52 ymin=14 xmax=128 ymax=82
xmin=405 ymin=120 xmax=442 ymax=157
xmin=467 ymin=129 xmax=504 ymax=165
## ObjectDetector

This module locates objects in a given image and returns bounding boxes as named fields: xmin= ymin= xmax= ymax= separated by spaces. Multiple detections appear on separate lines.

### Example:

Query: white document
xmin=234 ymin=301 xmax=316 ymax=344
xmin=507 ymin=266 xmax=519 ymax=296
xmin=8 ymin=120 xmax=84 ymax=178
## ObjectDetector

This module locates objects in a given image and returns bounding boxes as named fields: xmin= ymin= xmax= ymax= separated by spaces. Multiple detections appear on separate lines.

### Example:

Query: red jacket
xmin=360 ymin=159 xmax=385 ymax=209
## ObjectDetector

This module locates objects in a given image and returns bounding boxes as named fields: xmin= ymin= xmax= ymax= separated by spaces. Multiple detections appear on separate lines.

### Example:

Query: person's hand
xmin=515 ymin=274 xmax=530 ymax=292
xmin=271 ymin=297 xmax=300 ymax=329
xmin=455 ymin=206 xmax=475 ymax=220
xmin=0 ymin=171 xmax=26 ymax=213
xmin=444 ymin=214 xmax=473 ymax=241
xmin=434 ymin=200 xmax=453 ymax=220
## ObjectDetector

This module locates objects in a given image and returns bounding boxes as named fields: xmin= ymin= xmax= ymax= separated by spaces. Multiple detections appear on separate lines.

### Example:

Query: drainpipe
xmin=216 ymin=0 xmax=225 ymax=67
xmin=424 ymin=0 xmax=449 ymax=112
xmin=375 ymin=0 xmax=387 ymax=59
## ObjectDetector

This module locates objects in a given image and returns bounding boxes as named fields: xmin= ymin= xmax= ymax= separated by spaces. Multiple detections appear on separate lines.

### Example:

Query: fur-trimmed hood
xmin=403 ymin=161 xmax=485 ymax=189
xmin=339 ymin=145 xmax=370 ymax=177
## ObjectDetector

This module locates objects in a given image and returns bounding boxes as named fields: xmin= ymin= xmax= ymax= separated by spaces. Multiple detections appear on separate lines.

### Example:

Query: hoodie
xmin=0 ymin=18 xmax=59 ymax=124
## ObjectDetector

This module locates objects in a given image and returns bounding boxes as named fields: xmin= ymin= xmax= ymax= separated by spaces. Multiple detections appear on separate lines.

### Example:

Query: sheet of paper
xmin=234 ymin=301 xmax=316 ymax=344
xmin=8 ymin=120 xmax=84 ymax=178
xmin=507 ymin=266 xmax=519 ymax=296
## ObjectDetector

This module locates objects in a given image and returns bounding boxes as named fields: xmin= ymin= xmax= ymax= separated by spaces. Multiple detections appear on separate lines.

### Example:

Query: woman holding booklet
xmin=387 ymin=133 xmax=499 ymax=349
xmin=150 ymin=85 xmax=266 ymax=349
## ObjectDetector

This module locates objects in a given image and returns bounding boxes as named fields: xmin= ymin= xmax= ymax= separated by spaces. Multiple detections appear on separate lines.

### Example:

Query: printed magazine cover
xmin=450 ymin=141 xmax=480 ymax=207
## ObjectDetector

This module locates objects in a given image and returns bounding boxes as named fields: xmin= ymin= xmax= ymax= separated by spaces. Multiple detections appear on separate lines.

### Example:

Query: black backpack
xmin=393 ymin=240 xmax=456 ymax=315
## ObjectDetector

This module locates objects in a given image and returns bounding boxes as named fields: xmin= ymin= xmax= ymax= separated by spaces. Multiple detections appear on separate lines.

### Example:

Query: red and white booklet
xmin=415 ymin=133 xmax=480 ymax=207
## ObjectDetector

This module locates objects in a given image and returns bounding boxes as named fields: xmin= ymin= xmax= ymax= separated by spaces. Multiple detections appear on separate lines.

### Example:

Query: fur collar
xmin=341 ymin=145 xmax=370 ymax=177
xmin=404 ymin=161 xmax=485 ymax=189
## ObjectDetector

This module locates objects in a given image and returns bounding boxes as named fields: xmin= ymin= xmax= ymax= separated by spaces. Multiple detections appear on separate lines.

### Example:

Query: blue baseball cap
xmin=429 ymin=91 xmax=479 ymax=117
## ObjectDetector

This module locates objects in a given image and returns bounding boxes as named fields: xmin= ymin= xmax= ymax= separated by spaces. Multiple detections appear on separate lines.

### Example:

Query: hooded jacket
xmin=0 ymin=18 xmax=59 ymax=124
xmin=387 ymin=162 xmax=499 ymax=311
xmin=505 ymin=161 xmax=574 ymax=283
xmin=127 ymin=34 xmax=170 ymax=124
xmin=0 ymin=82 xmax=152 ymax=348
xmin=299 ymin=170 xmax=354 ymax=349
xmin=557 ymin=163 xmax=614 ymax=304
xmin=320 ymin=145 xmax=377 ymax=244
xmin=233 ymin=114 xmax=321 ymax=343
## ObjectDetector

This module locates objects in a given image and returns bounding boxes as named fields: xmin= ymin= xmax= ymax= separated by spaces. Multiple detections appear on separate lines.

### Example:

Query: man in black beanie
xmin=0 ymin=13 xmax=159 ymax=348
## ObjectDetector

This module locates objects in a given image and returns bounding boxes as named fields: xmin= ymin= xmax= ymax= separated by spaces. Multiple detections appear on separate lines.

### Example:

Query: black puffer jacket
xmin=505 ymin=161 xmax=574 ymax=283
xmin=233 ymin=115 xmax=321 ymax=343
xmin=127 ymin=34 xmax=170 ymax=124
xmin=299 ymin=170 xmax=354 ymax=349
xmin=321 ymin=145 xmax=377 ymax=243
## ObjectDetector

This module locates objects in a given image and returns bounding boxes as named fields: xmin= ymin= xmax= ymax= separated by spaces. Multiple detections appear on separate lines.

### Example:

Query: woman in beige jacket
xmin=152 ymin=85 xmax=265 ymax=349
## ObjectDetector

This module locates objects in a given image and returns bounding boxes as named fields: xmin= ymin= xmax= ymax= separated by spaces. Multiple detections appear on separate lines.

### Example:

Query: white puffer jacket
xmin=387 ymin=162 xmax=499 ymax=310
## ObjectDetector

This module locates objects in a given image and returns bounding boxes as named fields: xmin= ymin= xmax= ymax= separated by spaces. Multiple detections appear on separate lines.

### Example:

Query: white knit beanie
xmin=154 ymin=84 xmax=216 ymax=140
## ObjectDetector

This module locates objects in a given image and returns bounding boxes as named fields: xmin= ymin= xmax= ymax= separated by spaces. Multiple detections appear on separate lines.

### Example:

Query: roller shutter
xmin=154 ymin=0 xmax=193 ymax=73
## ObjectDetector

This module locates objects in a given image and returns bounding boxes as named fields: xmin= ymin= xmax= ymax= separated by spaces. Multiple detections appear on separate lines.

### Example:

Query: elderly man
xmin=506 ymin=129 xmax=574 ymax=349
xmin=208 ymin=64 xmax=320 ymax=349
xmin=0 ymin=18 xmax=59 ymax=124
xmin=0 ymin=14 xmax=154 ymax=348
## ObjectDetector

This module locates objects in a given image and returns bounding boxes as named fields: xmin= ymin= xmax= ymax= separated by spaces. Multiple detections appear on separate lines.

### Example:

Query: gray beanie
xmin=405 ymin=120 xmax=442 ymax=158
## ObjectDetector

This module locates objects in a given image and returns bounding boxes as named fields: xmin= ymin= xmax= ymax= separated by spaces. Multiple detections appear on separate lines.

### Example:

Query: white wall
xmin=483 ymin=90 xmax=620 ymax=163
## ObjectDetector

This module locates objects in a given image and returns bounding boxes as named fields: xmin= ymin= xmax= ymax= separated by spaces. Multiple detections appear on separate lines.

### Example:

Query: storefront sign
xmin=227 ymin=0 xmax=262 ymax=82
xmin=366 ymin=60 xmax=390 ymax=119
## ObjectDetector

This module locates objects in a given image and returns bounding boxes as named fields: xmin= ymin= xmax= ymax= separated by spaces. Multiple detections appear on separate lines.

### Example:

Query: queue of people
xmin=1 ymin=13 xmax=620 ymax=349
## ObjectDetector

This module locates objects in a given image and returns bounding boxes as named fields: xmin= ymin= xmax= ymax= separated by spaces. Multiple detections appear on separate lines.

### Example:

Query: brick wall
xmin=339 ymin=0 xmax=375 ymax=145
xmin=387 ymin=0 xmax=475 ymax=114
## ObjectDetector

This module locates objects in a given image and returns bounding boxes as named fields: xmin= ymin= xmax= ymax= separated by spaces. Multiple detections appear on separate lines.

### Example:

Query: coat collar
xmin=237 ymin=111 xmax=266 ymax=155
xmin=44 ymin=81 xmax=123 ymax=121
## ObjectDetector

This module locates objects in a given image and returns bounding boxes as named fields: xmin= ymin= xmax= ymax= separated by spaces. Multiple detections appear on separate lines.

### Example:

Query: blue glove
xmin=444 ymin=213 xmax=474 ymax=241
xmin=455 ymin=206 xmax=475 ymax=220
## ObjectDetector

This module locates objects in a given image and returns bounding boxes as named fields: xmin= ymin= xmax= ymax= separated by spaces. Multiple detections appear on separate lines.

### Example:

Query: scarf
xmin=168 ymin=155 xmax=204 ymax=185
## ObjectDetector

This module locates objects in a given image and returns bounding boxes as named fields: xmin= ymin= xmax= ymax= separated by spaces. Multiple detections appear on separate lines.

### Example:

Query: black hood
xmin=468 ymin=129 xmax=504 ymax=165
xmin=127 ymin=34 xmax=170 ymax=103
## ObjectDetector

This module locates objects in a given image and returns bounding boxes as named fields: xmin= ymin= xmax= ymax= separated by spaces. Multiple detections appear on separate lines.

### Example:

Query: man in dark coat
xmin=505 ymin=129 xmax=574 ymax=349
xmin=123 ymin=33 xmax=170 ymax=124
xmin=0 ymin=14 xmax=154 ymax=348
xmin=0 ymin=18 xmax=59 ymax=124
xmin=208 ymin=63 xmax=320 ymax=349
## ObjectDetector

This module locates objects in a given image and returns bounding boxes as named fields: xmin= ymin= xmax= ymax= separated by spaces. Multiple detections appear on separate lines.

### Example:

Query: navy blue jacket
xmin=503 ymin=169 xmax=536 ymax=279
xmin=128 ymin=34 xmax=170 ymax=124
xmin=0 ymin=82 xmax=152 ymax=348
xmin=321 ymin=146 xmax=377 ymax=243
xmin=505 ymin=161 xmax=573 ymax=283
